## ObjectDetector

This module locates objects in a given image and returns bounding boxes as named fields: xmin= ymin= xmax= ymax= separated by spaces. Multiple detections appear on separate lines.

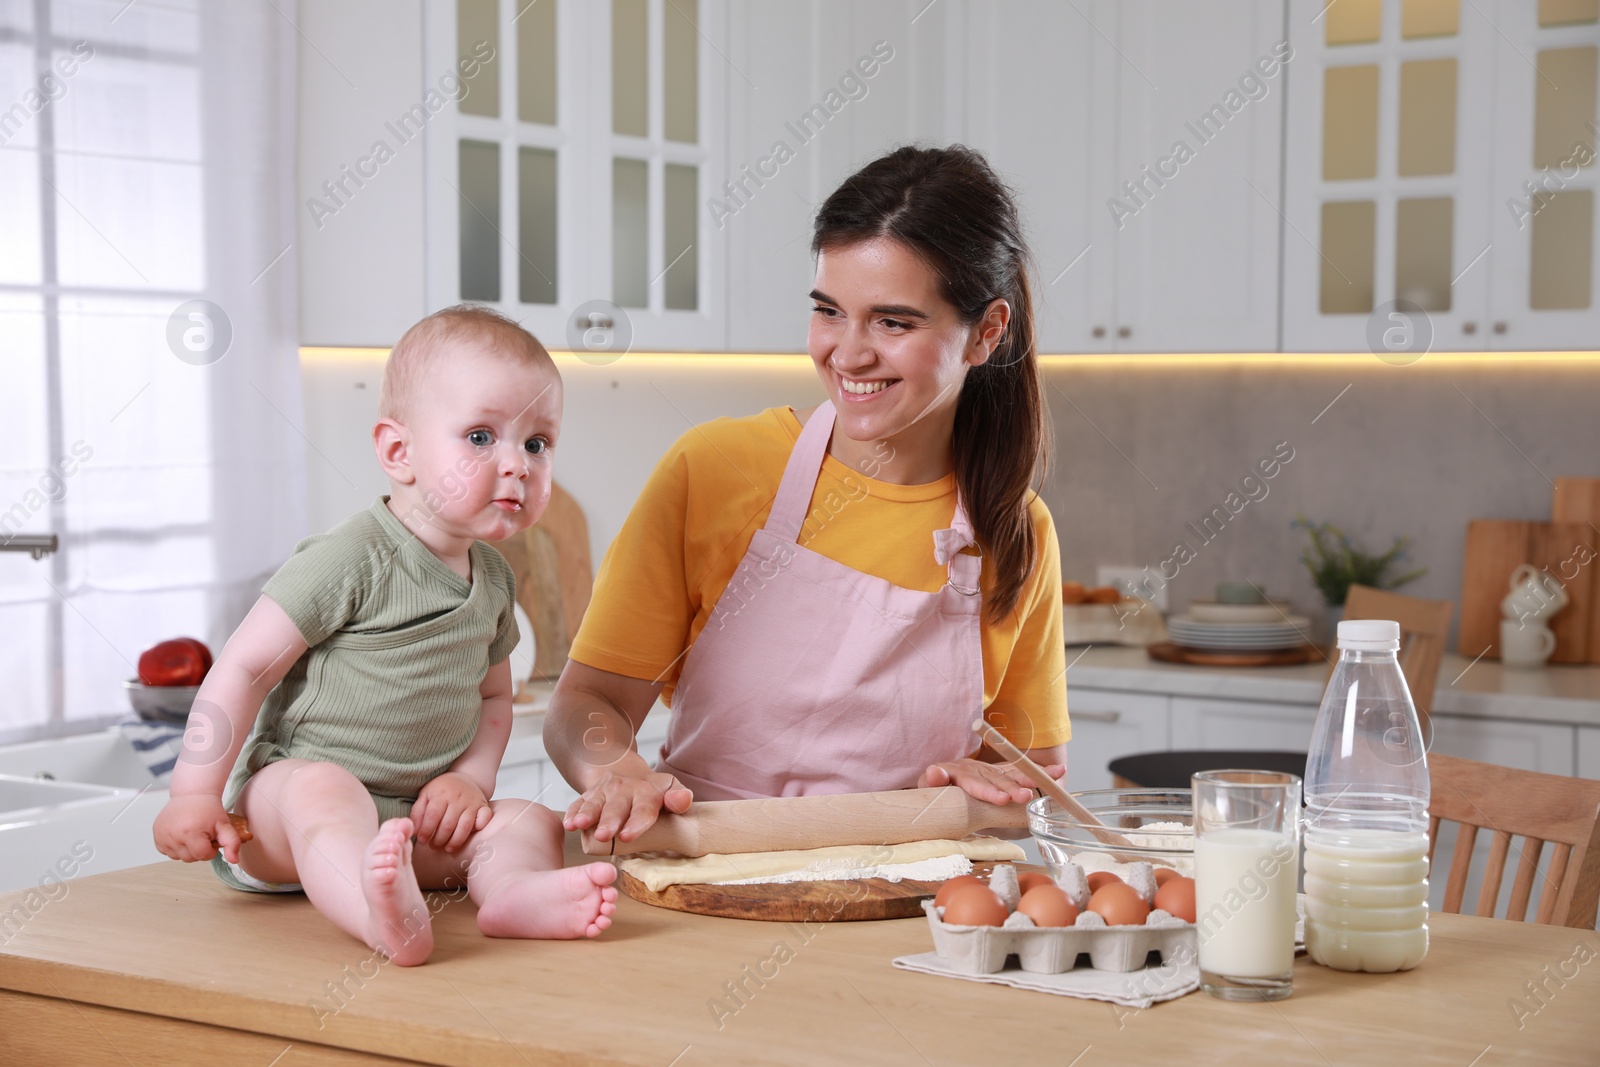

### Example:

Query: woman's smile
xmin=838 ymin=375 xmax=900 ymax=399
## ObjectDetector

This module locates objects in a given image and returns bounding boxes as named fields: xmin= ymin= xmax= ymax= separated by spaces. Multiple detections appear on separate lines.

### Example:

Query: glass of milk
xmin=1192 ymin=769 xmax=1302 ymax=1001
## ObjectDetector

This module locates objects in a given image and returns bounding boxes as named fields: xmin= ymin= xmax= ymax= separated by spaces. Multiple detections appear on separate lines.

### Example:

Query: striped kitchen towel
xmin=117 ymin=716 xmax=186 ymax=783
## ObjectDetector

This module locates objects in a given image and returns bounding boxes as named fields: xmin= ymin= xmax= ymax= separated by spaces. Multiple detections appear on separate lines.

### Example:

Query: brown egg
xmin=940 ymin=884 xmax=1010 ymax=927
xmin=1086 ymin=870 xmax=1124 ymax=893
xmin=1017 ymin=871 xmax=1055 ymax=894
xmin=1153 ymin=866 xmax=1182 ymax=887
xmin=1153 ymin=876 xmax=1197 ymax=923
xmin=1016 ymin=885 xmax=1078 ymax=927
xmin=1087 ymin=882 xmax=1150 ymax=927
xmin=933 ymin=875 xmax=984 ymax=909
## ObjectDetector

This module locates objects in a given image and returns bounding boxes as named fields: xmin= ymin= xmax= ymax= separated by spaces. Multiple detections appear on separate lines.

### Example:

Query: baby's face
xmin=400 ymin=342 xmax=562 ymax=543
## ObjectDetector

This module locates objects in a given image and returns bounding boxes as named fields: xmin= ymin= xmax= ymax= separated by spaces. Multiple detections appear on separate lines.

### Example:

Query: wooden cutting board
xmin=496 ymin=480 xmax=594 ymax=685
xmin=1146 ymin=641 xmax=1322 ymax=667
xmin=1458 ymin=519 xmax=1599 ymax=663
xmin=1552 ymin=477 xmax=1600 ymax=663
xmin=618 ymin=861 xmax=1012 ymax=922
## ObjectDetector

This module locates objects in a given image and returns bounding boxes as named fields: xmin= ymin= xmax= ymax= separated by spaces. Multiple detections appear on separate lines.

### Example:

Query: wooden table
xmin=2 ymin=845 xmax=1597 ymax=1066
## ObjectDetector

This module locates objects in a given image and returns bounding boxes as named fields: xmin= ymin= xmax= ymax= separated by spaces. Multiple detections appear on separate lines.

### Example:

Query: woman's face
xmin=807 ymin=237 xmax=1005 ymax=451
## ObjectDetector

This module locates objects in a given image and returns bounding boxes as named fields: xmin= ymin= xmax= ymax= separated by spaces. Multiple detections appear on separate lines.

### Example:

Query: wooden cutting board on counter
xmin=496 ymin=480 xmax=593 ymax=686
xmin=1459 ymin=518 xmax=1599 ymax=662
xmin=1146 ymin=641 xmax=1322 ymax=668
xmin=1553 ymin=477 xmax=1600 ymax=663
xmin=618 ymin=861 xmax=1010 ymax=922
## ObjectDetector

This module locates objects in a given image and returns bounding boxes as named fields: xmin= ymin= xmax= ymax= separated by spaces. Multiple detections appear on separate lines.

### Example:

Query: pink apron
xmin=655 ymin=401 xmax=986 ymax=801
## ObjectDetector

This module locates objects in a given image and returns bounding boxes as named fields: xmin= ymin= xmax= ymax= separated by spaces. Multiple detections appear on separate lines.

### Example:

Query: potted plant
xmin=1293 ymin=517 xmax=1427 ymax=621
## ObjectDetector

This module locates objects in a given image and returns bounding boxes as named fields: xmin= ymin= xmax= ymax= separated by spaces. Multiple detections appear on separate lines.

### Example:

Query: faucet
xmin=1 ymin=534 xmax=58 ymax=560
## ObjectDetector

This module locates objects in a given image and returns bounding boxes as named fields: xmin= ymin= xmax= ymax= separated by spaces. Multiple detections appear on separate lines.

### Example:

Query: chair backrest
xmin=1426 ymin=753 xmax=1600 ymax=928
xmin=1333 ymin=585 xmax=1454 ymax=730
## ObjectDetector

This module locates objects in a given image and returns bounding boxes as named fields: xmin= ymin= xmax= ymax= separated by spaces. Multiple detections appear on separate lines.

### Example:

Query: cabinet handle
xmin=1092 ymin=326 xmax=1106 ymax=338
xmin=1117 ymin=326 xmax=1131 ymax=339
xmin=1493 ymin=321 xmax=1508 ymax=335
xmin=1462 ymin=321 xmax=1476 ymax=335
xmin=1073 ymin=710 xmax=1122 ymax=724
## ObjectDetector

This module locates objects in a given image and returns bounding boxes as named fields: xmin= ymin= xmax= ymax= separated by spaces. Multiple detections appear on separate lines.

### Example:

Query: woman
xmin=546 ymin=145 xmax=1069 ymax=846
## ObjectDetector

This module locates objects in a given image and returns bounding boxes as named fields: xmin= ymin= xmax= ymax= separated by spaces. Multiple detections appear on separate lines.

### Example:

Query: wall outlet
xmin=1097 ymin=565 xmax=1168 ymax=613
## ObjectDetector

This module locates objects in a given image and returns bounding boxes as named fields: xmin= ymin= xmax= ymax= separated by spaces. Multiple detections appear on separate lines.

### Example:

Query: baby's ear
xmin=373 ymin=418 xmax=414 ymax=483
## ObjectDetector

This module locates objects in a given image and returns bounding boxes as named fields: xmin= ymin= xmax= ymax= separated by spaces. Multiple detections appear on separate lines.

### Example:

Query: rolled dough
xmin=619 ymin=835 xmax=1026 ymax=892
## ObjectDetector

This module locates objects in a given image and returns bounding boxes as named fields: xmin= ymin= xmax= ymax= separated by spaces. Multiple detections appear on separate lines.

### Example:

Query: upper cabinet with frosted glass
xmin=1284 ymin=0 xmax=1600 ymax=350
xmin=424 ymin=0 xmax=727 ymax=351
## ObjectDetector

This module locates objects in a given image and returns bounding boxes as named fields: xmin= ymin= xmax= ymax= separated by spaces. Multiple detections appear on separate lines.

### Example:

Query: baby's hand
xmin=154 ymin=794 xmax=246 ymax=864
xmin=412 ymin=772 xmax=492 ymax=853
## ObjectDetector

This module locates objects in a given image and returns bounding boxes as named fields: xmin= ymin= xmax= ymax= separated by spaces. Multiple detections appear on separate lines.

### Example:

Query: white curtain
xmin=0 ymin=0 xmax=304 ymax=740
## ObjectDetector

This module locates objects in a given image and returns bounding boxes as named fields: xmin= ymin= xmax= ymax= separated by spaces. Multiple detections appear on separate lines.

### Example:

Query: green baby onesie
xmin=212 ymin=496 xmax=518 ymax=890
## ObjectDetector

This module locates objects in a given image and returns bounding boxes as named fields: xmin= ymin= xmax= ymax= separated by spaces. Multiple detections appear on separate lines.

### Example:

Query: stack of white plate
xmin=1167 ymin=604 xmax=1311 ymax=652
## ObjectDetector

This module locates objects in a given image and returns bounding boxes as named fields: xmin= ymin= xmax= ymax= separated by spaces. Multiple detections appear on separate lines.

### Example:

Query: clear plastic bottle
xmin=1302 ymin=619 xmax=1431 ymax=972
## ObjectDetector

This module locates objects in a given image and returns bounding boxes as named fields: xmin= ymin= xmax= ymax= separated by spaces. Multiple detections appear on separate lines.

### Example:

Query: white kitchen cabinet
xmin=1168 ymin=696 xmax=1319 ymax=751
xmin=1107 ymin=0 xmax=1287 ymax=352
xmin=496 ymin=733 xmax=555 ymax=805
xmin=297 ymin=0 xmax=429 ymax=346
xmin=1061 ymin=689 xmax=1171 ymax=792
xmin=1428 ymin=715 xmax=1576 ymax=776
xmin=957 ymin=0 xmax=1285 ymax=353
xmin=727 ymin=0 xmax=1287 ymax=356
xmin=723 ymin=1 xmax=955 ymax=353
xmin=956 ymin=0 xmax=1117 ymax=355
xmin=1579 ymin=727 xmax=1600 ymax=779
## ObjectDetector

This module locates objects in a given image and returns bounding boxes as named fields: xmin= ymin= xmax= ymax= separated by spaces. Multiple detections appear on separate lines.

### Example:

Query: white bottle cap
xmin=1337 ymin=619 xmax=1401 ymax=652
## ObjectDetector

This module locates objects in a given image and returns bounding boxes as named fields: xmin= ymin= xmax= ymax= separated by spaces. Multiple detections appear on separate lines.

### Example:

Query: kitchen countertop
xmin=1 ymin=849 xmax=1594 ymax=1066
xmin=1065 ymin=646 xmax=1600 ymax=726
xmin=513 ymin=650 xmax=1600 ymax=732
xmin=509 ymin=679 xmax=557 ymax=736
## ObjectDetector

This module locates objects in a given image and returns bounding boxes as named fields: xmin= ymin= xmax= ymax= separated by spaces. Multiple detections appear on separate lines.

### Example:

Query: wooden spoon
xmin=971 ymin=719 xmax=1153 ymax=862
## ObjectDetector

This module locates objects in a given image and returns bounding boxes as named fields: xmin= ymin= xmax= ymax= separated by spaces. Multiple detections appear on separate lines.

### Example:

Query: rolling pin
xmin=580 ymin=786 xmax=1031 ymax=857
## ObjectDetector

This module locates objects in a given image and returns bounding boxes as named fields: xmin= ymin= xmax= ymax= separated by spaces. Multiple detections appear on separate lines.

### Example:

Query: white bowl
xmin=1028 ymin=789 xmax=1195 ymax=878
xmin=123 ymin=679 xmax=198 ymax=723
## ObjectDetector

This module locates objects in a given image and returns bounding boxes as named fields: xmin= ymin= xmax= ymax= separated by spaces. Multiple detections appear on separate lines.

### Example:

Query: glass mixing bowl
xmin=1028 ymin=789 xmax=1195 ymax=879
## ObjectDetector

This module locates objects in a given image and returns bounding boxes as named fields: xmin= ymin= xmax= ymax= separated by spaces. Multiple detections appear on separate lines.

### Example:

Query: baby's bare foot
xmin=476 ymin=862 xmax=619 ymax=940
xmin=362 ymin=818 xmax=433 ymax=966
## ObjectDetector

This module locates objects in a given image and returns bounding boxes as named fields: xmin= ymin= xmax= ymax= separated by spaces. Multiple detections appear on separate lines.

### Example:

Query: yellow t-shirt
xmin=569 ymin=407 xmax=1070 ymax=749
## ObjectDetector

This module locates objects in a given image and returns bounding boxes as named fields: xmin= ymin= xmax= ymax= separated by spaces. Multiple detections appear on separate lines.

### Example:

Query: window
xmin=0 ymin=1 xmax=301 ymax=741
xmin=1 ymin=1 xmax=209 ymax=738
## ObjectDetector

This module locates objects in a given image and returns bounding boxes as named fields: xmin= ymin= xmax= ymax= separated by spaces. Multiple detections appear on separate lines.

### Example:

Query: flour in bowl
xmin=1120 ymin=820 xmax=1192 ymax=851
xmin=1070 ymin=821 xmax=1194 ymax=879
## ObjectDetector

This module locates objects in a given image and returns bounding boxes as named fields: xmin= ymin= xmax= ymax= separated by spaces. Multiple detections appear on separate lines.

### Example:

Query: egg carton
xmin=921 ymin=900 xmax=1197 ymax=975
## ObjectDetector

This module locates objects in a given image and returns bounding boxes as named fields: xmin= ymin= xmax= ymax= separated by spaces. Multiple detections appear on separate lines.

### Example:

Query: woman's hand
xmin=563 ymin=769 xmax=693 ymax=846
xmin=154 ymin=794 xmax=246 ymax=864
xmin=917 ymin=757 xmax=1064 ymax=805
xmin=412 ymin=771 xmax=493 ymax=853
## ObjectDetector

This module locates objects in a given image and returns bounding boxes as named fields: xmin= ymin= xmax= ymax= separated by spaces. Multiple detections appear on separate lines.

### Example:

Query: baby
xmin=153 ymin=305 xmax=616 ymax=966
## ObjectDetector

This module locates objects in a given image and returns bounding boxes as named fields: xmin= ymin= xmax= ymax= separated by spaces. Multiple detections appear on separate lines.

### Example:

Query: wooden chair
xmin=1427 ymin=753 xmax=1600 ymax=928
xmin=1337 ymin=585 xmax=1454 ymax=737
